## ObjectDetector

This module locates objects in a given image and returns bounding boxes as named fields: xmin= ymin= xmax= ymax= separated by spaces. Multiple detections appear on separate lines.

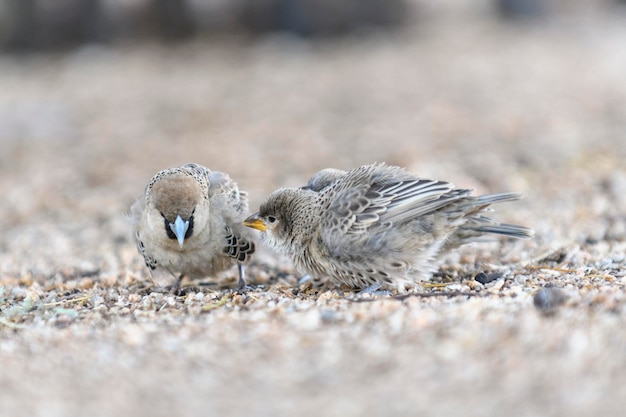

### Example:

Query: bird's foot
xmin=169 ymin=274 xmax=184 ymax=296
xmin=233 ymin=264 xmax=249 ymax=293
xmin=358 ymin=283 xmax=391 ymax=296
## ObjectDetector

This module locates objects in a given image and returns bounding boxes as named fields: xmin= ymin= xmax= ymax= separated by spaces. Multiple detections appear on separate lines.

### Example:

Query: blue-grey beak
xmin=169 ymin=215 xmax=189 ymax=248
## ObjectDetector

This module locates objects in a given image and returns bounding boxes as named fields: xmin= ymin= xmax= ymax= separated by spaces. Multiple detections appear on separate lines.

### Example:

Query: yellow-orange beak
xmin=243 ymin=213 xmax=267 ymax=232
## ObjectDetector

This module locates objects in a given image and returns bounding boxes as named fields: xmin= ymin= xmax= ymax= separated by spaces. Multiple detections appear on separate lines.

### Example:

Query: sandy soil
xmin=1 ymin=8 xmax=626 ymax=417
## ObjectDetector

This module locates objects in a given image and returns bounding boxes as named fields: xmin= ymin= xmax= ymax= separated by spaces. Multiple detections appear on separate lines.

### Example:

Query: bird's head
xmin=149 ymin=172 xmax=205 ymax=248
xmin=244 ymin=188 xmax=315 ymax=250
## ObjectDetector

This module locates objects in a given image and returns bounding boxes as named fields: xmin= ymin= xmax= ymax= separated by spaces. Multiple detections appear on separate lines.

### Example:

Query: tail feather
xmin=475 ymin=192 xmax=524 ymax=205
xmin=469 ymin=192 xmax=533 ymax=239
xmin=473 ymin=222 xmax=534 ymax=239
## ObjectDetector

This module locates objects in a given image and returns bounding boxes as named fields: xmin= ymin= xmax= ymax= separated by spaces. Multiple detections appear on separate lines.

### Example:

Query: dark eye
xmin=267 ymin=215 xmax=277 ymax=224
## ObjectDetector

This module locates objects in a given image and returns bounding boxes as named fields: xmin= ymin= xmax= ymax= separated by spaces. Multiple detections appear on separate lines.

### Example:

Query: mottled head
xmin=147 ymin=167 xmax=208 ymax=248
xmin=302 ymin=168 xmax=347 ymax=192
xmin=244 ymin=188 xmax=316 ymax=251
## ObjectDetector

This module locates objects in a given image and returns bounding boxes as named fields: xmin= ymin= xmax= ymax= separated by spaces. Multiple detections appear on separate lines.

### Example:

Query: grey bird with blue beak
xmin=131 ymin=163 xmax=255 ymax=292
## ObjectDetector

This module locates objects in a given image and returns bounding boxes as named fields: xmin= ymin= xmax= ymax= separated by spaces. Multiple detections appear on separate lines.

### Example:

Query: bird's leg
xmin=170 ymin=274 xmax=184 ymax=295
xmin=235 ymin=264 xmax=247 ymax=293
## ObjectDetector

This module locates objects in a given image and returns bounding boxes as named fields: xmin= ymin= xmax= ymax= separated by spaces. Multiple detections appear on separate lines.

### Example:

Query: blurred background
xmin=0 ymin=0 xmax=625 ymax=276
xmin=1 ymin=2 xmax=626 ymax=417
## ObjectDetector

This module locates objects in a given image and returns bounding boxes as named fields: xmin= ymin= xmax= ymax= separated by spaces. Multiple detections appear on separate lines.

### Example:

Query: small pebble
xmin=320 ymin=309 xmax=337 ymax=323
xmin=533 ymin=287 xmax=567 ymax=313
xmin=253 ymin=270 xmax=271 ymax=284
xmin=466 ymin=280 xmax=484 ymax=291
xmin=489 ymin=279 xmax=506 ymax=292
xmin=77 ymin=278 xmax=94 ymax=289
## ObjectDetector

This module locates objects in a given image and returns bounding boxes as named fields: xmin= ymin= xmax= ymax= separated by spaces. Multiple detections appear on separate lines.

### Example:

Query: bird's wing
xmin=318 ymin=176 xmax=470 ymax=260
xmin=302 ymin=168 xmax=347 ymax=191
xmin=129 ymin=193 xmax=146 ymax=229
xmin=223 ymin=225 xmax=255 ymax=263
xmin=376 ymin=181 xmax=471 ymax=225
xmin=183 ymin=162 xmax=210 ymax=179
xmin=211 ymin=172 xmax=255 ymax=262
xmin=132 ymin=228 xmax=179 ymax=287
xmin=321 ymin=172 xmax=470 ymax=241
xmin=322 ymin=177 xmax=464 ymax=234
xmin=208 ymin=171 xmax=249 ymax=216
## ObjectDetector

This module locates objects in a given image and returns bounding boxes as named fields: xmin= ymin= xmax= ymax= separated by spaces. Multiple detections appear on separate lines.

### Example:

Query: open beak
xmin=169 ymin=214 xmax=189 ymax=248
xmin=243 ymin=213 xmax=267 ymax=232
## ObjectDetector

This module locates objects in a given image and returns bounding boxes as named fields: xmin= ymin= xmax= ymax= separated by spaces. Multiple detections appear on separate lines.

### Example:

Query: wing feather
xmin=319 ymin=166 xmax=472 ymax=260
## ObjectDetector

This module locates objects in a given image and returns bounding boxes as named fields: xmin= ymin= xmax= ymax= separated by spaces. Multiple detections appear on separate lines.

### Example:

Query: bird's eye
xmin=267 ymin=215 xmax=277 ymax=224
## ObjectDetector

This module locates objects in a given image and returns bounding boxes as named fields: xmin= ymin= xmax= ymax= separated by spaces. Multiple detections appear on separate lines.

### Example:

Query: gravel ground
xmin=1 ymin=9 xmax=626 ymax=417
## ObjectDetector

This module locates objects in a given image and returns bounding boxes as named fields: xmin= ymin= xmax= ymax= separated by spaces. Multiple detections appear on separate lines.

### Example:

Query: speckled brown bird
xmin=131 ymin=163 xmax=255 ymax=291
xmin=244 ymin=163 xmax=533 ymax=291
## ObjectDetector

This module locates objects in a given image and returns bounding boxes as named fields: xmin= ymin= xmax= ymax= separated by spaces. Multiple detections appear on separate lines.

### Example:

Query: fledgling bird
xmin=130 ymin=163 xmax=255 ymax=291
xmin=244 ymin=163 xmax=533 ymax=291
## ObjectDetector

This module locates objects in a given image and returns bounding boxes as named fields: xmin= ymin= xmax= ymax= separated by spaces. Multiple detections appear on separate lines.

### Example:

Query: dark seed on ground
xmin=474 ymin=272 xmax=502 ymax=285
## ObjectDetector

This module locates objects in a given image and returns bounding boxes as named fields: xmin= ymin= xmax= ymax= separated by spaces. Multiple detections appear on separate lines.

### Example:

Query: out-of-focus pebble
xmin=533 ymin=287 xmax=568 ymax=313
